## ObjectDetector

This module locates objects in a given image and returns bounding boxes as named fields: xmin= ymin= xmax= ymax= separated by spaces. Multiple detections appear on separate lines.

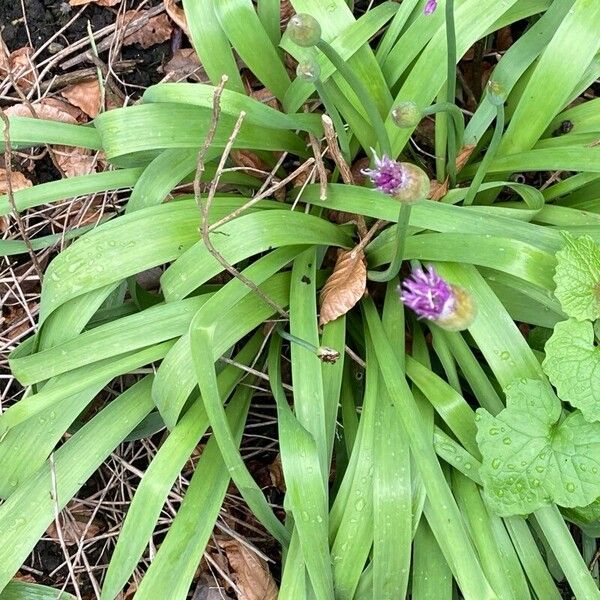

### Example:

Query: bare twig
xmin=306 ymin=108 xmax=327 ymax=200
xmin=194 ymin=74 xmax=228 ymax=210
xmin=321 ymin=114 xmax=354 ymax=185
xmin=0 ymin=107 xmax=43 ymax=281
xmin=196 ymin=100 xmax=288 ymax=318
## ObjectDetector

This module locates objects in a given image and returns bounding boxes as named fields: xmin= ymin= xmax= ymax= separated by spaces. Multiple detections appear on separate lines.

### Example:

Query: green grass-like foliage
xmin=3 ymin=0 xmax=600 ymax=598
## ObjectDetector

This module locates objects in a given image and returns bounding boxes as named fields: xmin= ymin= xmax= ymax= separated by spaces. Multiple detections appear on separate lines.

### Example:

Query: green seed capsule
xmin=286 ymin=13 xmax=322 ymax=47
xmin=296 ymin=57 xmax=321 ymax=82
xmin=392 ymin=101 xmax=421 ymax=128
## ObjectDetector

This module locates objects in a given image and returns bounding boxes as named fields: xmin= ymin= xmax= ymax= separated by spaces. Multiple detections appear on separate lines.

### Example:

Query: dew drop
xmin=491 ymin=458 xmax=501 ymax=470
xmin=502 ymin=436 xmax=512 ymax=445
xmin=566 ymin=482 xmax=576 ymax=493
xmin=355 ymin=498 xmax=365 ymax=512
xmin=489 ymin=427 xmax=500 ymax=436
xmin=531 ymin=479 xmax=541 ymax=488
xmin=535 ymin=465 xmax=545 ymax=473
xmin=500 ymin=351 xmax=510 ymax=360
xmin=301 ymin=510 xmax=310 ymax=521
xmin=464 ymin=462 xmax=472 ymax=470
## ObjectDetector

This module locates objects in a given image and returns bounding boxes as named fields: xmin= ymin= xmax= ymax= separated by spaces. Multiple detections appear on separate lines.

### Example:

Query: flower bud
xmin=286 ymin=13 xmax=322 ymax=48
xmin=399 ymin=266 xmax=476 ymax=331
xmin=362 ymin=152 xmax=430 ymax=203
xmin=487 ymin=80 xmax=506 ymax=106
xmin=392 ymin=102 xmax=422 ymax=128
xmin=424 ymin=0 xmax=438 ymax=15
xmin=296 ymin=57 xmax=321 ymax=82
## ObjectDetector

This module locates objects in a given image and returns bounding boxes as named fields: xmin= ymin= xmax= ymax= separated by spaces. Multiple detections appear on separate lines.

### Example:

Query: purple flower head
xmin=399 ymin=266 xmax=454 ymax=321
xmin=362 ymin=153 xmax=407 ymax=197
xmin=424 ymin=0 xmax=438 ymax=15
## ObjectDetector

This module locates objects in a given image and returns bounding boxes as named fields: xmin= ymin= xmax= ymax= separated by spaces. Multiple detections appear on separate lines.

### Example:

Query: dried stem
xmin=321 ymin=114 xmax=354 ymax=185
xmin=196 ymin=104 xmax=288 ymax=318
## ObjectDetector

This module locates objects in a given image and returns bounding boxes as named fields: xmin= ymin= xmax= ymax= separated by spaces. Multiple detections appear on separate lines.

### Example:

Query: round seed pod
xmin=391 ymin=101 xmax=421 ymax=128
xmin=286 ymin=13 xmax=322 ymax=47
xmin=296 ymin=57 xmax=321 ymax=82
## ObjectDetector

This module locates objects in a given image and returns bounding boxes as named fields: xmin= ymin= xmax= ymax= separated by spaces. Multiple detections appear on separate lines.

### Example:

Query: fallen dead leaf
xmin=350 ymin=156 xmax=370 ymax=186
xmin=163 ymin=47 xmax=207 ymax=81
xmin=267 ymin=453 xmax=286 ymax=491
xmin=119 ymin=10 xmax=173 ymax=49
xmin=163 ymin=0 xmax=189 ymax=36
xmin=54 ymin=146 xmax=98 ymax=177
xmin=319 ymin=249 xmax=367 ymax=326
xmin=5 ymin=97 xmax=82 ymax=123
xmin=0 ymin=42 xmax=37 ymax=92
xmin=455 ymin=144 xmax=476 ymax=172
xmin=428 ymin=177 xmax=449 ymax=201
xmin=61 ymin=78 xmax=102 ymax=118
xmin=250 ymin=87 xmax=280 ymax=111
xmin=70 ymin=0 xmax=120 ymax=5
xmin=46 ymin=503 xmax=103 ymax=545
xmin=219 ymin=540 xmax=278 ymax=600
xmin=231 ymin=150 xmax=269 ymax=179
xmin=0 ymin=169 xmax=33 ymax=196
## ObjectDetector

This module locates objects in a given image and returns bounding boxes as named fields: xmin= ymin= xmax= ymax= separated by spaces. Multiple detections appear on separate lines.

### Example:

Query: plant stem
xmin=463 ymin=102 xmax=504 ymax=205
xmin=445 ymin=0 xmax=457 ymax=186
xmin=317 ymin=39 xmax=392 ymax=156
xmin=367 ymin=203 xmax=412 ymax=282
xmin=422 ymin=101 xmax=464 ymax=154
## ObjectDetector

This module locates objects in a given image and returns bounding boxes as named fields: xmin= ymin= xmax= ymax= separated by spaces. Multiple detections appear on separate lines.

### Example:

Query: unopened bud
xmin=392 ymin=101 xmax=421 ymax=128
xmin=487 ymin=80 xmax=506 ymax=106
xmin=296 ymin=57 xmax=321 ymax=82
xmin=286 ymin=13 xmax=322 ymax=47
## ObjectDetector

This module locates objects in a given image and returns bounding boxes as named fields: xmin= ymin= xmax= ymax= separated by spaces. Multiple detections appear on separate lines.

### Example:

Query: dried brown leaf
xmin=350 ymin=156 xmax=370 ymax=186
xmin=231 ymin=150 xmax=269 ymax=177
xmin=119 ymin=11 xmax=173 ymax=49
xmin=54 ymin=146 xmax=98 ymax=177
xmin=267 ymin=453 xmax=286 ymax=491
xmin=319 ymin=249 xmax=367 ymax=326
xmin=0 ymin=169 xmax=32 ymax=195
xmin=0 ymin=43 xmax=37 ymax=92
xmin=163 ymin=47 xmax=207 ymax=81
xmin=163 ymin=0 xmax=189 ymax=35
xmin=428 ymin=177 xmax=449 ymax=201
xmin=220 ymin=540 xmax=278 ymax=600
xmin=70 ymin=0 xmax=120 ymax=5
xmin=250 ymin=88 xmax=279 ymax=111
xmin=61 ymin=78 xmax=102 ymax=118
xmin=46 ymin=505 xmax=102 ymax=545
xmin=5 ymin=98 xmax=81 ymax=123
xmin=455 ymin=144 xmax=476 ymax=172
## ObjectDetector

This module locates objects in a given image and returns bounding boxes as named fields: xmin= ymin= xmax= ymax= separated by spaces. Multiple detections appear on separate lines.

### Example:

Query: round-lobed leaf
xmin=543 ymin=318 xmax=600 ymax=422
xmin=477 ymin=378 xmax=600 ymax=516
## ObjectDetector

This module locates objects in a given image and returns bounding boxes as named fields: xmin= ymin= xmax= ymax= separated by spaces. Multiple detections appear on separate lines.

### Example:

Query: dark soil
xmin=1 ymin=0 xmax=171 ymax=90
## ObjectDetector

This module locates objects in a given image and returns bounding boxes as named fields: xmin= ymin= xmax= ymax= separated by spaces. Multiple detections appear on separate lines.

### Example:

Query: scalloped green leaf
xmin=554 ymin=232 xmax=600 ymax=321
xmin=543 ymin=318 xmax=600 ymax=422
xmin=476 ymin=378 xmax=600 ymax=516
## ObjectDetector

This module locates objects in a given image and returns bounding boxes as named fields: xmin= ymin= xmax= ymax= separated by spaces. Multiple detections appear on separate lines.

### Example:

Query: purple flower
xmin=424 ymin=0 xmax=438 ymax=15
xmin=399 ymin=266 xmax=454 ymax=321
xmin=362 ymin=153 xmax=407 ymax=197
xmin=399 ymin=266 xmax=477 ymax=331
